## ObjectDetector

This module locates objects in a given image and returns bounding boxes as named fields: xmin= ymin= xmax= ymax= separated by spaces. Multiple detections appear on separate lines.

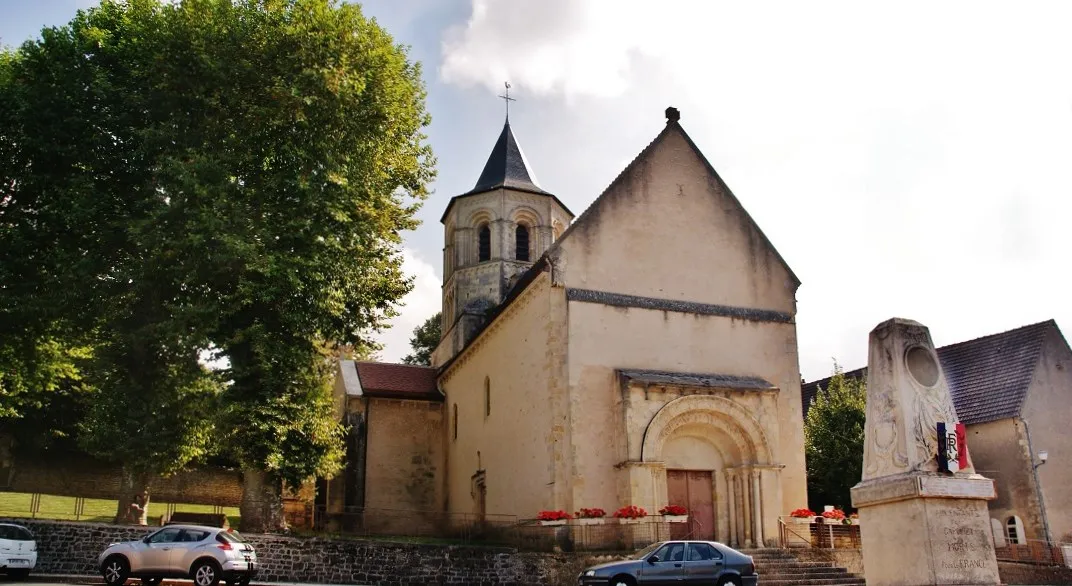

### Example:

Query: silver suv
xmin=97 ymin=524 xmax=257 ymax=586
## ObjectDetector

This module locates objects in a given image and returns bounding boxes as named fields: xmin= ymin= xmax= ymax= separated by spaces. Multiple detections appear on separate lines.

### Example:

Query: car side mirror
xmin=648 ymin=555 xmax=659 ymax=564
xmin=142 ymin=536 xmax=152 ymax=544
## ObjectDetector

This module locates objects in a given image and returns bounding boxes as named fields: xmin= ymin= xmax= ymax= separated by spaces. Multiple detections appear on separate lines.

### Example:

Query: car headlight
xmin=585 ymin=570 xmax=595 ymax=576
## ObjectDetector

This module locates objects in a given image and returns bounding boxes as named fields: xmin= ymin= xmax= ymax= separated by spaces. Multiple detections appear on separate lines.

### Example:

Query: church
xmin=326 ymin=106 xmax=808 ymax=548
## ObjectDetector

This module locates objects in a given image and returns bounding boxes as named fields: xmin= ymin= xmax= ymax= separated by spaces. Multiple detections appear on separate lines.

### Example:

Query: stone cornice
xmin=565 ymin=288 xmax=794 ymax=324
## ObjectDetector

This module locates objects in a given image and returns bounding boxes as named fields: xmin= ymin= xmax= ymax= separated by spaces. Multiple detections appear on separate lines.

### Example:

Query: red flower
xmin=789 ymin=508 xmax=817 ymax=518
xmin=821 ymin=509 xmax=846 ymax=520
xmin=537 ymin=510 xmax=572 ymax=521
xmin=614 ymin=505 xmax=648 ymax=519
xmin=576 ymin=508 xmax=606 ymax=519
xmin=660 ymin=505 xmax=688 ymax=516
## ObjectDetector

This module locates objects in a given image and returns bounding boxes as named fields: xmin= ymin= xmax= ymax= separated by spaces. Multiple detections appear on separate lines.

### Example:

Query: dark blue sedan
xmin=578 ymin=540 xmax=758 ymax=586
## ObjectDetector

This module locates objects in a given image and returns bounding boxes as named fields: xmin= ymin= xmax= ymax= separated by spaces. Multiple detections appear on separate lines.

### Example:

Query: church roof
xmin=469 ymin=121 xmax=549 ymax=196
xmin=439 ymin=121 xmax=573 ymax=223
xmin=800 ymin=320 xmax=1058 ymax=425
xmin=343 ymin=360 xmax=441 ymax=401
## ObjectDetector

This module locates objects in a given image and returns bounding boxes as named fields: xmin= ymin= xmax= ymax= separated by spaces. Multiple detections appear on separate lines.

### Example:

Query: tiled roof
xmin=801 ymin=320 xmax=1056 ymax=425
xmin=439 ymin=121 xmax=574 ymax=222
xmin=467 ymin=121 xmax=548 ymax=196
xmin=354 ymin=361 xmax=441 ymax=401
xmin=619 ymin=369 xmax=776 ymax=391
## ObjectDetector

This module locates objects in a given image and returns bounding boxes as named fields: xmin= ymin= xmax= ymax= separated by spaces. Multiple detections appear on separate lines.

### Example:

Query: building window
xmin=515 ymin=225 xmax=530 ymax=261
xmin=478 ymin=225 xmax=491 ymax=262
xmin=484 ymin=377 xmax=491 ymax=418
xmin=1006 ymin=516 xmax=1024 ymax=544
xmin=452 ymin=404 xmax=458 ymax=441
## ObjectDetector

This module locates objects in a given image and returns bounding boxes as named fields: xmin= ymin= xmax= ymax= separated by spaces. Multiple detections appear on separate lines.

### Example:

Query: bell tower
xmin=432 ymin=118 xmax=573 ymax=367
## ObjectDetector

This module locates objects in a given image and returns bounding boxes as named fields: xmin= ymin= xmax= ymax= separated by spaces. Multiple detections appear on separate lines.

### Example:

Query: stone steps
xmin=738 ymin=548 xmax=864 ymax=586
xmin=758 ymin=578 xmax=866 ymax=582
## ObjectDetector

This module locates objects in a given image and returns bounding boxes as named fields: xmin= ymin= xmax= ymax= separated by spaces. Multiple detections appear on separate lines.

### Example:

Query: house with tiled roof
xmin=802 ymin=320 xmax=1072 ymax=545
xmin=326 ymin=107 xmax=810 ymax=548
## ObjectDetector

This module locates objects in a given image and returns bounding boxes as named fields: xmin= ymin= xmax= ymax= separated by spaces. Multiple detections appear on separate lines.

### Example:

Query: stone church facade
xmin=329 ymin=107 xmax=807 ymax=548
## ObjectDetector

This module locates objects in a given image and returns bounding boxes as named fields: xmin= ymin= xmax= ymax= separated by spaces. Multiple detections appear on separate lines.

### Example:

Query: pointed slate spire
xmin=465 ymin=121 xmax=549 ymax=196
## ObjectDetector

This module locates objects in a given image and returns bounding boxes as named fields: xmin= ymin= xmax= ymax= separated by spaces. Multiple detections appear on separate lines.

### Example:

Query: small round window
xmin=906 ymin=346 xmax=939 ymax=387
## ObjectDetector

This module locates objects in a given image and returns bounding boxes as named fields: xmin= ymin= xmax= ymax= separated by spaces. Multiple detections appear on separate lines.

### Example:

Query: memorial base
xmin=852 ymin=473 xmax=1000 ymax=586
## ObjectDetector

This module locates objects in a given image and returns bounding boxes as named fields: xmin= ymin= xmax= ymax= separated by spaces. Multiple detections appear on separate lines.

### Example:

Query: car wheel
xmin=8 ymin=568 xmax=30 ymax=580
xmin=238 ymin=577 xmax=250 ymax=586
xmin=101 ymin=555 xmax=130 ymax=586
xmin=611 ymin=575 xmax=636 ymax=586
xmin=717 ymin=576 xmax=742 ymax=586
xmin=192 ymin=560 xmax=222 ymax=586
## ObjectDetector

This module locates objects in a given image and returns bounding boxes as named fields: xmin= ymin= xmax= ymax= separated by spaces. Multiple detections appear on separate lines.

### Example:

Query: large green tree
xmin=1 ymin=0 xmax=225 ymax=521
xmin=804 ymin=362 xmax=867 ymax=512
xmin=1 ymin=0 xmax=432 ymax=531
xmin=402 ymin=312 xmax=441 ymax=366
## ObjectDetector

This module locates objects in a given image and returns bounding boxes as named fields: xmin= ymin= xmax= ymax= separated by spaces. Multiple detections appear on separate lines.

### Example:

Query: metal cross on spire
xmin=498 ymin=81 xmax=516 ymax=122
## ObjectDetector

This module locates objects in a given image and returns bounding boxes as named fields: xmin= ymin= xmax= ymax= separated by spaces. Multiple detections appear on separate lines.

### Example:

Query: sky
xmin=4 ymin=1 xmax=1072 ymax=380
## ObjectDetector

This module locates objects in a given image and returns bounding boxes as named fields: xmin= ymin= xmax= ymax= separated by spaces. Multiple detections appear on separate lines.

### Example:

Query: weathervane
xmin=498 ymin=81 xmax=515 ymax=122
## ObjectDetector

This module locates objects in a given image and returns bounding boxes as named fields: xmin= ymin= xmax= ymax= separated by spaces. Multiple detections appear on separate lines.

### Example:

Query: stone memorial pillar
xmin=851 ymin=318 xmax=1000 ymax=586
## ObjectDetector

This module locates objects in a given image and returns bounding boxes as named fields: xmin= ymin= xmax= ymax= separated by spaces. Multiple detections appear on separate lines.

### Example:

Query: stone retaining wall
xmin=2 ymin=518 xmax=605 ymax=586
xmin=998 ymin=561 xmax=1072 ymax=585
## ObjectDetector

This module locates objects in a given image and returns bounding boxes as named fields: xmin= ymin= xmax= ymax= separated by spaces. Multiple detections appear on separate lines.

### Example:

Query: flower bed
xmin=575 ymin=508 xmax=606 ymax=525
xmin=614 ymin=505 xmax=647 ymax=524
xmin=660 ymin=504 xmax=688 ymax=523
xmin=789 ymin=508 xmax=817 ymax=524
xmin=537 ymin=510 xmax=571 ymax=526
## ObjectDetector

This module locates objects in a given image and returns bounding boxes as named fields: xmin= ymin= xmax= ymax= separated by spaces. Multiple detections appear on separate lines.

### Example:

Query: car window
xmin=653 ymin=543 xmax=685 ymax=562
xmin=180 ymin=530 xmax=210 ymax=542
xmin=687 ymin=543 xmax=722 ymax=561
xmin=148 ymin=528 xmax=183 ymax=543
xmin=10 ymin=526 xmax=33 ymax=541
xmin=217 ymin=530 xmax=247 ymax=544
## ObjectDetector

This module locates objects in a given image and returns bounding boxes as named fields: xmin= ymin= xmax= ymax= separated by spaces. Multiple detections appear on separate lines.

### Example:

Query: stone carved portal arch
xmin=641 ymin=395 xmax=773 ymax=466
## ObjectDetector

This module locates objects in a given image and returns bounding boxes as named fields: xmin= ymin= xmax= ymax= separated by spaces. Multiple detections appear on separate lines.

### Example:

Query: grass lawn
xmin=0 ymin=492 xmax=240 ymax=526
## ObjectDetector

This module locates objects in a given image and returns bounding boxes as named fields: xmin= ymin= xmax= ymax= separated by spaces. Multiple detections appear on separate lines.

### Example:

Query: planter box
xmin=539 ymin=519 xmax=568 ymax=526
xmin=664 ymin=515 xmax=688 ymax=523
xmin=788 ymin=516 xmax=815 ymax=525
xmin=617 ymin=518 xmax=644 ymax=525
xmin=578 ymin=518 xmax=605 ymax=526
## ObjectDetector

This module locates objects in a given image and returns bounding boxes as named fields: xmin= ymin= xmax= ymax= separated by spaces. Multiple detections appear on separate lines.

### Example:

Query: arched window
xmin=515 ymin=225 xmax=530 ymax=261
xmin=1005 ymin=516 xmax=1024 ymax=544
xmin=452 ymin=404 xmax=458 ymax=441
xmin=484 ymin=377 xmax=491 ymax=418
xmin=478 ymin=225 xmax=491 ymax=262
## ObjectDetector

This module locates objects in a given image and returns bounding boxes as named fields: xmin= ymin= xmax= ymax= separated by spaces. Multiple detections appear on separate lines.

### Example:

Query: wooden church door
xmin=667 ymin=470 xmax=715 ymax=540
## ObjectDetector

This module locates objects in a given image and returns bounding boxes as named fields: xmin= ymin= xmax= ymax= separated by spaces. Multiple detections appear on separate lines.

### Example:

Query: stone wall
xmin=998 ymin=561 xmax=1072 ymax=585
xmin=3 ymin=518 xmax=606 ymax=586
xmin=6 ymin=454 xmax=243 ymax=506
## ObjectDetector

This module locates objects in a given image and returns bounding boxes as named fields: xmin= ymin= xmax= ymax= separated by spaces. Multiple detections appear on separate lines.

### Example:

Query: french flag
xmin=937 ymin=422 xmax=968 ymax=473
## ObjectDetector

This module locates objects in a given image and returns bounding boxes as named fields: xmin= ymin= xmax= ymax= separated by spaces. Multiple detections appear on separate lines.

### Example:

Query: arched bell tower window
xmin=515 ymin=225 xmax=530 ymax=261
xmin=478 ymin=225 xmax=491 ymax=262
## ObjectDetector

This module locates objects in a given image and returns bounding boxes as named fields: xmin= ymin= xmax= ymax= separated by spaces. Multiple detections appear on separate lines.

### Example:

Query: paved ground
xmin=9 ymin=579 xmax=364 ymax=586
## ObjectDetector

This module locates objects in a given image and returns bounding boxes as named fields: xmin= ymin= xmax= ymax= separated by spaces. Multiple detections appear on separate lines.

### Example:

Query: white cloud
xmin=439 ymin=0 xmax=1072 ymax=380
xmin=374 ymin=247 xmax=442 ymax=363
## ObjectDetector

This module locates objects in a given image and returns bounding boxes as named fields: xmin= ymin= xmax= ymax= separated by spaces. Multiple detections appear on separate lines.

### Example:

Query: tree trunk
xmin=115 ymin=468 xmax=152 ymax=525
xmin=239 ymin=469 xmax=286 ymax=533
